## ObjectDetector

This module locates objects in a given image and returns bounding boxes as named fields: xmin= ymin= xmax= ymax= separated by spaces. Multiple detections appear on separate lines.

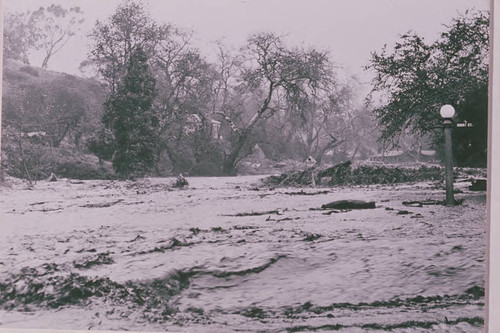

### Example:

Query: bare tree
xmin=218 ymin=33 xmax=334 ymax=174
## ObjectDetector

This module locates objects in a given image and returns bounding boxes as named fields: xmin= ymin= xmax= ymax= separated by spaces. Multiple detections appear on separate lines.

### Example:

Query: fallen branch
xmin=225 ymin=209 xmax=286 ymax=217
xmin=322 ymin=209 xmax=342 ymax=215
xmin=81 ymin=199 xmax=124 ymax=208
xmin=402 ymin=200 xmax=446 ymax=207
xmin=283 ymin=190 xmax=329 ymax=196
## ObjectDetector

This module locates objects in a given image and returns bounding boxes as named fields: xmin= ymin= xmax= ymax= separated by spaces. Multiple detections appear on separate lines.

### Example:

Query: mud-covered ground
xmin=0 ymin=175 xmax=486 ymax=332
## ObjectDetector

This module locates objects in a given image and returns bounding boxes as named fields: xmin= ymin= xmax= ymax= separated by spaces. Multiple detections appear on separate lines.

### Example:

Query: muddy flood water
xmin=0 ymin=175 xmax=486 ymax=332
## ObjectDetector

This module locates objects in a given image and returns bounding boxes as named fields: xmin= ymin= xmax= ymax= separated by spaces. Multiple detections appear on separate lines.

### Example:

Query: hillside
xmin=2 ymin=59 xmax=107 ymax=134
xmin=1 ymin=59 xmax=115 ymax=181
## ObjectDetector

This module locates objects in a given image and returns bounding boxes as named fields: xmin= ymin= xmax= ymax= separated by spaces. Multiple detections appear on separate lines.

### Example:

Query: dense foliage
xmin=101 ymin=47 xmax=160 ymax=179
xmin=264 ymin=163 xmax=444 ymax=187
xmin=86 ymin=1 xmax=223 ymax=174
xmin=366 ymin=10 xmax=489 ymax=167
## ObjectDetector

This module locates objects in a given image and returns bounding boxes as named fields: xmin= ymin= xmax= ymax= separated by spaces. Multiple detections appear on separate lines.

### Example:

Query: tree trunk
xmin=161 ymin=142 xmax=183 ymax=175
xmin=52 ymin=125 xmax=70 ymax=148
xmin=222 ymin=131 xmax=250 ymax=175
xmin=350 ymin=142 xmax=362 ymax=161
xmin=41 ymin=56 xmax=49 ymax=70
xmin=221 ymin=82 xmax=275 ymax=175
xmin=315 ymin=138 xmax=343 ymax=165
xmin=17 ymin=138 xmax=34 ymax=187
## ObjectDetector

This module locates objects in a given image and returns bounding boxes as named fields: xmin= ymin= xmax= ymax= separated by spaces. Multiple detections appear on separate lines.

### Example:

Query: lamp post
xmin=440 ymin=104 xmax=456 ymax=206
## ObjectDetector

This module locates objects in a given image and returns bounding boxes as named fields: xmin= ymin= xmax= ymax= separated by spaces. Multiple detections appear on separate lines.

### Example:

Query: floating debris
xmin=264 ymin=163 xmax=444 ymax=187
xmin=81 ymin=199 xmax=124 ymax=208
xmin=173 ymin=174 xmax=189 ymax=188
xmin=226 ymin=209 xmax=287 ymax=217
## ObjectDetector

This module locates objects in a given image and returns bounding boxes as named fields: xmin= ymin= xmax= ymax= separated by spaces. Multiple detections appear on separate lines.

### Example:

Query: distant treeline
xmin=1 ymin=2 xmax=488 ymax=180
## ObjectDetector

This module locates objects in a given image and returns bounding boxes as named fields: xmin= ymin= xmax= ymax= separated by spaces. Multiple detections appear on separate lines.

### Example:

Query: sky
xmin=4 ymin=0 xmax=490 ymax=84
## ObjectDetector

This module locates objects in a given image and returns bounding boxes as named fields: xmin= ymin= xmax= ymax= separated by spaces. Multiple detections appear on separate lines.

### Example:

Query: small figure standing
xmin=305 ymin=156 xmax=317 ymax=168
xmin=305 ymin=156 xmax=317 ymax=186
xmin=47 ymin=173 xmax=58 ymax=182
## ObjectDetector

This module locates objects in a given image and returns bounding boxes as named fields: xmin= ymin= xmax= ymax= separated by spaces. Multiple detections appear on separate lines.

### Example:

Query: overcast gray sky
xmin=4 ymin=0 xmax=490 ymax=82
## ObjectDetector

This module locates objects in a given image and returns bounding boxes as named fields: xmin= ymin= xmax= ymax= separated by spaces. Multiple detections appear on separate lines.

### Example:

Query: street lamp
xmin=440 ymin=104 xmax=456 ymax=206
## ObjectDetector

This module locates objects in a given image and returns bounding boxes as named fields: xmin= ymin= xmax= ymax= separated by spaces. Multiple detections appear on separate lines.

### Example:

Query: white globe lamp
xmin=440 ymin=104 xmax=456 ymax=206
xmin=440 ymin=104 xmax=456 ymax=119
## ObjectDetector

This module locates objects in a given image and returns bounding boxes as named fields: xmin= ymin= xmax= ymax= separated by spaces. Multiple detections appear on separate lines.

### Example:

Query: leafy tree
xmin=366 ymin=10 xmax=489 ymax=166
xmin=102 ymin=46 xmax=159 ymax=178
xmin=87 ymin=128 xmax=116 ymax=163
xmin=154 ymin=46 xmax=220 ymax=174
xmin=87 ymin=0 xmax=169 ymax=92
xmin=87 ymin=0 xmax=224 ymax=174
xmin=3 ymin=11 xmax=38 ymax=64
xmin=3 ymin=5 xmax=84 ymax=69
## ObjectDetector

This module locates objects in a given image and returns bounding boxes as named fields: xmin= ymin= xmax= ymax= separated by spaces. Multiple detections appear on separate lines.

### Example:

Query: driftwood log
xmin=321 ymin=200 xmax=376 ymax=210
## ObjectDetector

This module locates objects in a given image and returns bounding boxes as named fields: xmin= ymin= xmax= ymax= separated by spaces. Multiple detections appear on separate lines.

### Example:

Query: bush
xmin=2 ymin=137 xmax=116 ymax=180
xmin=19 ymin=66 xmax=39 ymax=77
xmin=55 ymin=161 xmax=116 ymax=180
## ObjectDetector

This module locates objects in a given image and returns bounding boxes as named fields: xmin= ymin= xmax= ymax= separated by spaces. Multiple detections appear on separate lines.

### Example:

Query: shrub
xmin=2 ymin=137 xmax=116 ymax=180
xmin=19 ymin=66 xmax=39 ymax=77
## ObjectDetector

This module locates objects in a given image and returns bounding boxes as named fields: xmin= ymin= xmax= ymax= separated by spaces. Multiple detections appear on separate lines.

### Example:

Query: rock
xmin=321 ymin=200 xmax=376 ymax=210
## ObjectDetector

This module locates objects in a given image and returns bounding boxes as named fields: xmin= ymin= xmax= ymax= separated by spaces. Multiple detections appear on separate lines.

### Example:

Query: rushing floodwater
xmin=0 ymin=176 xmax=486 ymax=332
